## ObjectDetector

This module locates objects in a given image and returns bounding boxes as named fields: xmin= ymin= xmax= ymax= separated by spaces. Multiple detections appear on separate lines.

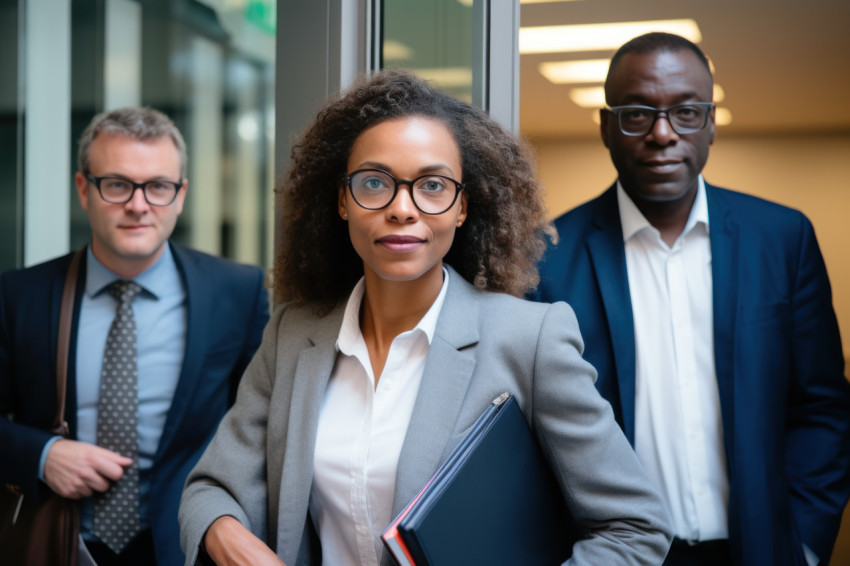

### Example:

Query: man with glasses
xmin=0 ymin=107 xmax=269 ymax=565
xmin=532 ymin=32 xmax=850 ymax=565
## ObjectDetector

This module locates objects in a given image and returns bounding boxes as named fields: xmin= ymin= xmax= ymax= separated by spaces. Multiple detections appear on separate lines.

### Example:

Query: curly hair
xmin=274 ymin=69 xmax=555 ymax=310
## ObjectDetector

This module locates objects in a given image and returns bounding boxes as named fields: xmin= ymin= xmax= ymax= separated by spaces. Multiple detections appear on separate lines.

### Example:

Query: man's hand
xmin=204 ymin=516 xmax=286 ymax=566
xmin=43 ymin=439 xmax=132 ymax=498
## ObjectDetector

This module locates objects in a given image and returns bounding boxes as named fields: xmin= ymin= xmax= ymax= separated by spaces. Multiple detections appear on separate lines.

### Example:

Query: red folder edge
xmin=382 ymin=475 xmax=441 ymax=566
xmin=381 ymin=393 xmax=512 ymax=565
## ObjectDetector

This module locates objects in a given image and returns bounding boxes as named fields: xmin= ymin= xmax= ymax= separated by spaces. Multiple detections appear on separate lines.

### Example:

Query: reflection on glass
xmin=70 ymin=0 xmax=274 ymax=269
xmin=382 ymin=0 xmax=475 ymax=103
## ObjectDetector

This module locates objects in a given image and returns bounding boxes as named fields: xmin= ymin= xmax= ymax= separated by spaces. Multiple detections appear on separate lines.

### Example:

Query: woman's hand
xmin=203 ymin=516 xmax=286 ymax=566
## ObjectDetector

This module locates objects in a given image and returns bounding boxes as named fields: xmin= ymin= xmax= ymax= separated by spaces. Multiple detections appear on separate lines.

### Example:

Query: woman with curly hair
xmin=179 ymin=69 xmax=671 ymax=565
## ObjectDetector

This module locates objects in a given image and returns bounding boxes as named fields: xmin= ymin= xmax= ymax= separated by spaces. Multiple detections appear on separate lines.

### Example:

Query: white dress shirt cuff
xmin=38 ymin=435 xmax=63 ymax=482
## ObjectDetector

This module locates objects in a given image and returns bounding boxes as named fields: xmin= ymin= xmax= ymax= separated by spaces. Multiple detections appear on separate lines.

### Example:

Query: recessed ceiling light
xmin=569 ymin=86 xmax=606 ymax=108
xmin=541 ymin=61 xmax=727 ymax=103
xmin=520 ymin=19 xmax=702 ymax=54
xmin=539 ymin=59 xmax=609 ymax=84
xmin=566 ymin=84 xmax=728 ymax=111
xmin=715 ymin=107 xmax=732 ymax=126
xmin=460 ymin=0 xmax=583 ymax=7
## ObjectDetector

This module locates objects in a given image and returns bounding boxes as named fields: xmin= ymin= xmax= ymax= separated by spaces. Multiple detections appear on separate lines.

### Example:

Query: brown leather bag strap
xmin=53 ymin=248 xmax=84 ymax=437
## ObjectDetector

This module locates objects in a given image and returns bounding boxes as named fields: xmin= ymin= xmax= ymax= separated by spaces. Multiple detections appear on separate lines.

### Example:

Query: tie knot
xmin=108 ymin=280 xmax=142 ymax=304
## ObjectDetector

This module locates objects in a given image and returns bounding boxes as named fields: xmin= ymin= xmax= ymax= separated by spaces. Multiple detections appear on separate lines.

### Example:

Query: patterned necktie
xmin=93 ymin=280 xmax=142 ymax=553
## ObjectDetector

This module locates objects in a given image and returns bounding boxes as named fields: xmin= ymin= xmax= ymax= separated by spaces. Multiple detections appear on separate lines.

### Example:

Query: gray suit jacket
xmin=179 ymin=266 xmax=672 ymax=565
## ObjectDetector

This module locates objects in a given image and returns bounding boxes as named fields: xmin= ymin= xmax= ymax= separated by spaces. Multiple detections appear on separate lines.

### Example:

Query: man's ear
xmin=75 ymin=172 xmax=90 ymax=211
xmin=708 ymin=107 xmax=717 ymax=146
xmin=174 ymin=178 xmax=188 ymax=215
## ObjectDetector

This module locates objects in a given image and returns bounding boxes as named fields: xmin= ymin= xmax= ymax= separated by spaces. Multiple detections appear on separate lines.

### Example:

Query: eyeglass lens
xmin=348 ymin=169 xmax=460 ymax=214
xmin=96 ymin=177 xmax=178 ymax=206
xmin=617 ymin=104 xmax=711 ymax=135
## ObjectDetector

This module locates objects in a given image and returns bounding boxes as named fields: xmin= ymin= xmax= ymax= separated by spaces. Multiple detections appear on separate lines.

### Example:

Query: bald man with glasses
xmin=531 ymin=32 xmax=850 ymax=566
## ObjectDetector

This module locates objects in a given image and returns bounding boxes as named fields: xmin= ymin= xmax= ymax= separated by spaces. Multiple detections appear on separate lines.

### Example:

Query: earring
xmin=343 ymin=212 xmax=349 ymax=220
xmin=456 ymin=221 xmax=463 ymax=227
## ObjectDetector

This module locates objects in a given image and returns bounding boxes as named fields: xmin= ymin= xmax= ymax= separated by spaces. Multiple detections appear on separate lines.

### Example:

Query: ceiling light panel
xmin=539 ymin=59 xmax=610 ymax=84
xmin=569 ymin=86 xmax=607 ymax=108
xmin=520 ymin=19 xmax=702 ymax=54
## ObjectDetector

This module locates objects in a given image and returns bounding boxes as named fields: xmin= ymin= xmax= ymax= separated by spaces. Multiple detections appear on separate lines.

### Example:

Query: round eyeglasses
xmin=606 ymin=102 xmax=715 ymax=136
xmin=345 ymin=169 xmax=465 ymax=215
xmin=87 ymin=175 xmax=182 ymax=206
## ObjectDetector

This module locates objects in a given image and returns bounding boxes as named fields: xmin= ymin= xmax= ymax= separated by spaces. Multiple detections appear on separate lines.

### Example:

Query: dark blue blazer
xmin=0 ymin=243 xmax=269 ymax=565
xmin=532 ymin=183 xmax=850 ymax=565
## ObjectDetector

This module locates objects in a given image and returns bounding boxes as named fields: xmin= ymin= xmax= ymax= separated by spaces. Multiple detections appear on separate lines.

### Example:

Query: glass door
xmin=379 ymin=0 xmax=519 ymax=131
xmin=275 ymin=0 xmax=519 ymax=174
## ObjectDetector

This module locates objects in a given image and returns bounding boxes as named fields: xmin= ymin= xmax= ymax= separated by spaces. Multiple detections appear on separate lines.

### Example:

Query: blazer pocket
xmin=739 ymin=301 xmax=790 ymax=326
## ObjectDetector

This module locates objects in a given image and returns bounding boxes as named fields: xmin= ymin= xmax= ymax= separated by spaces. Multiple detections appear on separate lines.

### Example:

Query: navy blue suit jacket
xmin=532 ymin=183 xmax=850 ymax=565
xmin=0 ymin=243 xmax=269 ymax=565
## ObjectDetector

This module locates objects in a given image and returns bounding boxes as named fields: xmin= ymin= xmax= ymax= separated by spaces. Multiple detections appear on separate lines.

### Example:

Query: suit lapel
xmin=706 ymin=185 xmax=738 ymax=462
xmin=587 ymin=186 xmax=637 ymax=444
xmin=274 ymin=308 xmax=342 ymax=562
xmin=390 ymin=267 xmax=479 ymax=519
xmin=259 ymin=272 xmax=480 ymax=564
xmin=155 ymin=244 xmax=208 ymax=459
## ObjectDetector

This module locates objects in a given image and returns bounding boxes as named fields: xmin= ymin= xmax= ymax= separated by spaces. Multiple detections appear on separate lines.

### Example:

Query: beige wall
xmin=531 ymin=133 xmax=850 ymax=370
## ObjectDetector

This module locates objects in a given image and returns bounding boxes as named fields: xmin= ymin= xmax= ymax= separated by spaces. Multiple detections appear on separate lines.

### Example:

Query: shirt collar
xmin=616 ymin=175 xmax=710 ymax=243
xmin=85 ymin=243 xmax=177 ymax=300
xmin=337 ymin=266 xmax=450 ymax=355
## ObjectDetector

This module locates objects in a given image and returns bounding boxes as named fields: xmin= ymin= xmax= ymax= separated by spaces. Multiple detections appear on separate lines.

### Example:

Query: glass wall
xmin=0 ymin=1 xmax=21 ymax=273
xmin=376 ymin=0 xmax=519 ymax=131
xmin=71 ymin=0 xmax=275 ymax=268
xmin=0 ymin=0 xmax=275 ymax=273
xmin=381 ymin=0 xmax=476 ymax=104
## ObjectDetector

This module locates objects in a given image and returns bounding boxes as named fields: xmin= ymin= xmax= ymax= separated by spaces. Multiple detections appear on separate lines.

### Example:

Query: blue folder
xmin=382 ymin=393 xmax=581 ymax=565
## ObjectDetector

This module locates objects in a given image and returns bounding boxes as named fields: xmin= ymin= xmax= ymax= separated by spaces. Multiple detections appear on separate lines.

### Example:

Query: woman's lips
xmin=377 ymin=235 xmax=424 ymax=252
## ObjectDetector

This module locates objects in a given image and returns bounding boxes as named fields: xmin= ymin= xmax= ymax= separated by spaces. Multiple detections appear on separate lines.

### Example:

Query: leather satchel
xmin=0 ymin=249 xmax=83 ymax=566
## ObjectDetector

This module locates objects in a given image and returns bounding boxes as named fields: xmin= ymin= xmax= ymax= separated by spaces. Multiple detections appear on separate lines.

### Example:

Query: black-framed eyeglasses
xmin=86 ymin=175 xmax=182 ymax=206
xmin=344 ymin=169 xmax=465 ymax=215
xmin=606 ymin=102 xmax=715 ymax=136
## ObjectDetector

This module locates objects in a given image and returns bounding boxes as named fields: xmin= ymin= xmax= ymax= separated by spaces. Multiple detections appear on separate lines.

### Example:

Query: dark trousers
xmin=84 ymin=530 xmax=156 ymax=566
xmin=664 ymin=538 xmax=732 ymax=566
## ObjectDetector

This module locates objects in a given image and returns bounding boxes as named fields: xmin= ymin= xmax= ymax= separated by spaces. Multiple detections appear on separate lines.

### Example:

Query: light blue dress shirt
xmin=39 ymin=244 xmax=186 ymax=540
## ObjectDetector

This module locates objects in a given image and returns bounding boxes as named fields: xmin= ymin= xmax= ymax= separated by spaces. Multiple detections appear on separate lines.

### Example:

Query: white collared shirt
xmin=308 ymin=268 xmax=450 ymax=566
xmin=618 ymin=177 xmax=730 ymax=541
